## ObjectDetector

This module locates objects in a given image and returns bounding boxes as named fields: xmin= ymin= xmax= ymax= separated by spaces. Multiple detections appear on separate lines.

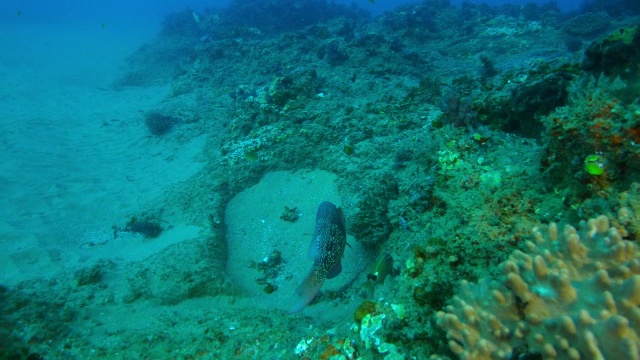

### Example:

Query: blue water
xmin=0 ymin=0 xmax=583 ymax=25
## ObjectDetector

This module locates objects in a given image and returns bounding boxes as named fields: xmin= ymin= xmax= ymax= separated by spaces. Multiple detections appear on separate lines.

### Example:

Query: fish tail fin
xmin=289 ymin=270 xmax=324 ymax=313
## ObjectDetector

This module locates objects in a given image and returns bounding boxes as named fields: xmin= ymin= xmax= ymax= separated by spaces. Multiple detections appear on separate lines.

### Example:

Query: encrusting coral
xmin=436 ymin=215 xmax=640 ymax=359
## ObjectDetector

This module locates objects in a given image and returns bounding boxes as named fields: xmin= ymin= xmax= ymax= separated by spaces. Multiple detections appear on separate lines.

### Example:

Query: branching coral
xmin=436 ymin=215 xmax=640 ymax=359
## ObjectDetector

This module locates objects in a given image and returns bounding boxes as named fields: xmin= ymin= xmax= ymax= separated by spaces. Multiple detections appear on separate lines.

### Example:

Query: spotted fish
xmin=289 ymin=201 xmax=347 ymax=313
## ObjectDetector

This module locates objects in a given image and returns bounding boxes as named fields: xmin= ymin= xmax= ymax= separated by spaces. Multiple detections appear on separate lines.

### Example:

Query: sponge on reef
xmin=436 ymin=215 xmax=640 ymax=359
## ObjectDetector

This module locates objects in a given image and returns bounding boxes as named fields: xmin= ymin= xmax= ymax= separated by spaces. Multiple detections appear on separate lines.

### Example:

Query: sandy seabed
xmin=0 ymin=22 xmax=208 ymax=285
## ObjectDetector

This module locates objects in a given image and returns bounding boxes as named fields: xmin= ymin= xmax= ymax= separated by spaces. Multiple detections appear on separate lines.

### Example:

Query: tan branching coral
xmin=436 ymin=215 xmax=640 ymax=359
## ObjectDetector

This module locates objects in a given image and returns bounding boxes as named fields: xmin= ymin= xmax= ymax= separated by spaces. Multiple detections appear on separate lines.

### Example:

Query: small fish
xmin=362 ymin=253 xmax=394 ymax=296
xmin=290 ymin=201 xmax=347 ymax=313
xmin=244 ymin=149 xmax=259 ymax=161
xmin=100 ymin=22 xmax=106 ymax=29
xmin=367 ymin=253 xmax=394 ymax=284
xmin=16 ymin=10 xmax=22 ymax=17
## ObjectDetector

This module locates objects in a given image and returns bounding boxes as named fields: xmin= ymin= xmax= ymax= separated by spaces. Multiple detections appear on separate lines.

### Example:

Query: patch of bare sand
xmin=225 ymin=169 xmax=370 ymax=317
xmin=0 ymin=23 xmax=206 ymax=285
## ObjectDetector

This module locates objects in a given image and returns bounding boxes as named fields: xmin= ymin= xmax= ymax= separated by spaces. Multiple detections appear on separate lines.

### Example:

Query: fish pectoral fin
xmin=308 ymin=235 xmax=321 ymax=259
xmin=326 ymin=261 xmax=342 ymax=279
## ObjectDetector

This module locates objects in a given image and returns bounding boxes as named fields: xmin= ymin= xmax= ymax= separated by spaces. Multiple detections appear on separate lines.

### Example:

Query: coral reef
xmin=436 ymin=215 xmax=640 ymax=359
xmin=222 ymin=0 xmax=366 ymax=34
xmin=8 ymin=0 xmax=640 ymax=358
xmin=349 ymin=171 xmax=398 ymax=246
xmin=541 ymin=73 xmax=640 ymax=207
xmin=220 ymin=124 xmax=290 ymax=165
xmin=582 ymin=25 xmax=640 ymax=79
xmin=123 ymin=239 xmax=227 ymax=305
xmin=563 ymin=12 xmax=611 ymax=36
xmin=616 ymin=183 xmax=640 ymax=240
xmin=472 ymin=62 xmax=578 ymax=137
